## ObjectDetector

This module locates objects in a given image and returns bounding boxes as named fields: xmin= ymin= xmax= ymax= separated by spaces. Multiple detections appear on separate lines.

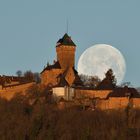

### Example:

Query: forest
xmin=0 ymin=84 xmax=140 ymax=140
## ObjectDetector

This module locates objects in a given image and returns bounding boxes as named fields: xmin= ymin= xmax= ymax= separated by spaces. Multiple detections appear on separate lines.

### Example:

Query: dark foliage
xmin=79 ymin=74 xmax=101 ymax=88
xmin=97 ymin=69 xmax=117 ymax=90
xmin=24 ymin=71 xmax=34 ymax=82
xmin=16 ymin=70 xmax=23 ymax=77
xmin=0 ymin=85 xmax=140 ymax=140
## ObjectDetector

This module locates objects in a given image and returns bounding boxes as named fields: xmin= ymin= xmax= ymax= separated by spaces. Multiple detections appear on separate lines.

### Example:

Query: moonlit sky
xmin=78 ymin=44 xmax=126 ymax=84
xmin=0 ymin=0 xmax=140 ymax=86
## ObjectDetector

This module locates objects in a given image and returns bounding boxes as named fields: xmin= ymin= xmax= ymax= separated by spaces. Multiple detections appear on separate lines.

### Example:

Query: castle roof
xmin=72 ymin=74 xmax=83 ymax=87
xmin=41 ymin=61 xmax=61 ymax=74
xmin=56 ymin=33 xmax=76 ymax=47
xmin=107 ymin=87 xmax=140 ymax=98
xmin=57 ymin=74 xmax=69 ymax=87
xmin=55 ymin=67 xmax=82 ymax=87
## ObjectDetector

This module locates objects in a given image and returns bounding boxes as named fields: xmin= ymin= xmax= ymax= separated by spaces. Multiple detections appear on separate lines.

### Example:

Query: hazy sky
xmin=0 ymin=0 xmax=140 ymax=86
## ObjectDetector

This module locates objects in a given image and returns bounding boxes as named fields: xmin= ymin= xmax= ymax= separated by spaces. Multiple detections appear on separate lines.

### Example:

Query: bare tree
xmin=79 ymin=74 xmax=101 ymax=88
xmin=33 ymin=72 xmax=41 ymax=83
xmin=16 ymin=70 xmax=22 ymax=77
xmin=121 ymin=82 xmax=132 ymax=87
xmin=24 ymin=70 xmax=34 ymax=82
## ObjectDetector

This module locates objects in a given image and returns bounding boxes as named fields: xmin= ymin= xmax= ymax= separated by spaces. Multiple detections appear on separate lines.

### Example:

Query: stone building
xmin=74 ymin=86 xmax=140 ymax=110
xmin=40 ymin=33 xmax=82 ymax=87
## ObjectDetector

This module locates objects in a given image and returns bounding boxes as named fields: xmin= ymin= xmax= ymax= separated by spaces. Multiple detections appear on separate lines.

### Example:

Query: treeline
xmin=0 ymin=84 xmax=140 ymax=140
xmin=0 ymin=70 xmax=40 ymax=88
xmin=16 ymin=70 xmax=41 ymax=83
xmin=79 ymin=69 xmax=116 ymax=89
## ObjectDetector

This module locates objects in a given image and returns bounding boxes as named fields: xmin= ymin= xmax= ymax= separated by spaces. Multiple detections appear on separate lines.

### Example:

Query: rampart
xmin=74 ymin=88 xmax=140 ymax=110
xmin=75 ymin=89 xmax=112 ymax=99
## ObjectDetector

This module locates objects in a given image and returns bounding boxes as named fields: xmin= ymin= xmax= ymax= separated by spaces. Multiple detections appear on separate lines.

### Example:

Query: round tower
xmin=56 ymin=33 xmax=76 ymax=69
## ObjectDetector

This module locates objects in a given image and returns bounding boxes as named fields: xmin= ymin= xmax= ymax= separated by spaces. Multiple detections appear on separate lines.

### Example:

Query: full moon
xmin=77 ymin=44 xmax=126 ymax=84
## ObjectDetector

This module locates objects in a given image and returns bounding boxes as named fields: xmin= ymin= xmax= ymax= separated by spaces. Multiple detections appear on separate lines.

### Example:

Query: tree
xmin=105 ymin=69 xmax=116 ymax=85
xmin=16 ymin=70 xmax=22 ymax=77
xmin=79 ymin=74 xmax=101 ymax=88
xmin=47 ymin=62 xmax=50 ymax=67
xmin=33 ymin=73 xmax=41 ymax=84
xmin=97 ymin=69 xmax=117 ymax=89
xmin=24 ymin=70 xmax=34 ymax=82
xmin=90 ymin=76 xmax=101 ymax=87
xmin=121 ymin=82 xmax=132 ymax=87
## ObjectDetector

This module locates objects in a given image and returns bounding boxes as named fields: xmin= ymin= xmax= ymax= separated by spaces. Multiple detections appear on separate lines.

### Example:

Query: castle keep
xmin=41 ymin=33 xmax=82 ymax=87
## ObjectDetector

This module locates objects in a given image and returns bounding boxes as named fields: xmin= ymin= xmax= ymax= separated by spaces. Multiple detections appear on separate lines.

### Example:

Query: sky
xmin=0 ymin=0 xmax=140 ymax=87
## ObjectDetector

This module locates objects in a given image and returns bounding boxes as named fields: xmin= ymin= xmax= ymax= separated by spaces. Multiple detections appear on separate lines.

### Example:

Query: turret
xmin=56 ymin=33 xmax=76 ymax=69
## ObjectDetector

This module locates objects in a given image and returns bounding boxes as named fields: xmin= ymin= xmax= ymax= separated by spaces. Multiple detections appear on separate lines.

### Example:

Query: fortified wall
xmin=75 ymin=89 xmax=112 ymax=99
xmin=96 ymin=97 xmax=140 ymax=110
xmin=96 ymin=97 xmax=129 ymax=110
xmin=41 ymin=68 xmax=62 ymax=87
xmin=53 ymin=86 xmax=140 ymax=110
xmin=75 ymin=88 xmax=140 ymax=110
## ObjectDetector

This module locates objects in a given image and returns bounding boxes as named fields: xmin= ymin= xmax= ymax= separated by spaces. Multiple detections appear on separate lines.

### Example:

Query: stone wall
xmin=109 ymin=97 xmax=129 ymax=109
xmin=0 ymin=82 xmax=34 ymax=100
xmin=131 ymin=98 xmax=140 ymax=108
xmin=96 ymin=97 xmax=129 ymax=110
xmin=41 ymin=69 xmax=62 ymax=86
xmin=96 ymin=99 xmax=109 ymax=110
xmin=75 ymin=88 xmax=140 ymax=110
xmin=75 ymin=89 xmax=112 ymax=99
xmin=56 ymin=45 xmax=75 ymax=69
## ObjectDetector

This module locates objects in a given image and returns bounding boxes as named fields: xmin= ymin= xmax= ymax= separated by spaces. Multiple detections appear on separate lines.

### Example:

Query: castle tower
xmin=56 ymin=33 xmax=76 ymax=69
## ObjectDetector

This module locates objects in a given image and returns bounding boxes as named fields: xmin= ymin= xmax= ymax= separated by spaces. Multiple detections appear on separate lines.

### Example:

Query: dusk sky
xmin=0 ymin=0 xmax=140 ymax=87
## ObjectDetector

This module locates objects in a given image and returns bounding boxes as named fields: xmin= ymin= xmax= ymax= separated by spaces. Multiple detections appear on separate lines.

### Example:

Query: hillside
xmin=0 ymin=83 xmax=140 ymax=139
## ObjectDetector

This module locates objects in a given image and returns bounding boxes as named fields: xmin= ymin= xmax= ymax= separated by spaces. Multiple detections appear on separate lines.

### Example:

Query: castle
xmin=0 ymin=33 xmax=140 ymax=110
xmin=41 ymin=33 xmax=140 ymax=110
xmin=40 ymin=33 xmax=82 ymax=87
